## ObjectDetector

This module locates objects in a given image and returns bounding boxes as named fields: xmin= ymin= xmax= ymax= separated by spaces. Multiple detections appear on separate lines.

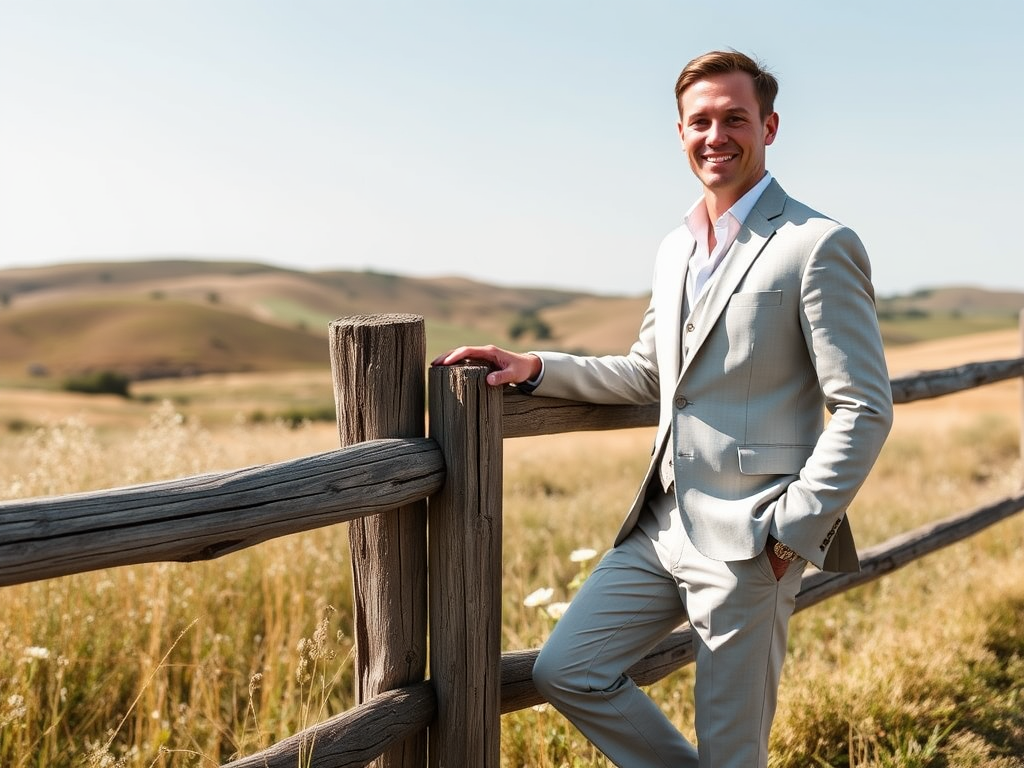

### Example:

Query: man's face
xmin=677 ymin=71 xmax=778 ymax=207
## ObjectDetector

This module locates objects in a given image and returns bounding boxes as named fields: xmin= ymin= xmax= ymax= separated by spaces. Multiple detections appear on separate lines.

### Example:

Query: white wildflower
xmin=569 ymin=548 xmax=598 ymax=563
xmin=523 ymin=587 xmax=554 ymax=607
xmin=545 ymin=602 xmax=570 ymax=619
xmin=22 ymin=646 xmax=50 ymax=661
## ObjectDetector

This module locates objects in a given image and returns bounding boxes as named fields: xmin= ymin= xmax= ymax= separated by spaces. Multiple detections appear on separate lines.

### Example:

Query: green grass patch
xmin=256 ymin=298 xmax=334 ymax=334
xmin=879 ymin=312 xmax=1017 ymax=345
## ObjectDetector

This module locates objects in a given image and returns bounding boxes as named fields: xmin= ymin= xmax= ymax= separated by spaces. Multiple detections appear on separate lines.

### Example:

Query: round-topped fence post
xmin=329 ymin=313 xmax=428 ymax=768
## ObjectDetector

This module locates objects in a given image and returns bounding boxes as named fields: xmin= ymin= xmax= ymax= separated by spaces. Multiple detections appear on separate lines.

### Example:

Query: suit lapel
xmin=678 ymin=180 xmax=787 ymax=378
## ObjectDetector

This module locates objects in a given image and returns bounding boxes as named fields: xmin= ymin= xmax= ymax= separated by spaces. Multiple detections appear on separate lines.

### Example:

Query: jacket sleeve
xmin=769 ymin=225 xmax=894 ymax=566
xmin=529 ymin=262 xmax=663 ymax=406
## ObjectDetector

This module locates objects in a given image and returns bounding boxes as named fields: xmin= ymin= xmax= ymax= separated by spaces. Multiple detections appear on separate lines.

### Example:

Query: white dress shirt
xmin=684 ymin=171 xmax=774 ymax=308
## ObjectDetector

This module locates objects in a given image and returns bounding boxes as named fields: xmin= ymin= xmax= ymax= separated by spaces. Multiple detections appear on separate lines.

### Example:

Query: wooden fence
xmin=2 ymin=311 xmax=1024 ymax=768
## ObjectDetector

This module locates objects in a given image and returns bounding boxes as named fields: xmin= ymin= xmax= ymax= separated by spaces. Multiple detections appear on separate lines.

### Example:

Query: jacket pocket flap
xmin=729 ymin=290 xmax=783 ymax=307
xmin=738 ymin=444 xmax=814 ymax=475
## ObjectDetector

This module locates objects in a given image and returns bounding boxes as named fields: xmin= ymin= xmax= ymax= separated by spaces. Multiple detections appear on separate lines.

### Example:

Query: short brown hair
xmin=674 ymin=50 xmax=778 ymax=120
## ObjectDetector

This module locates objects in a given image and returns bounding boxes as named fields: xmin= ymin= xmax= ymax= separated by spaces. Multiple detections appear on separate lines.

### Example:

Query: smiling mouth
xmin=703 ymin=153 xmax=737 ymax=164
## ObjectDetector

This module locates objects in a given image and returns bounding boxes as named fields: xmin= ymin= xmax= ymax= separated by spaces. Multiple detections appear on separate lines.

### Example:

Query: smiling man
xmin=433 ymin=49 xmax=893 ymax=767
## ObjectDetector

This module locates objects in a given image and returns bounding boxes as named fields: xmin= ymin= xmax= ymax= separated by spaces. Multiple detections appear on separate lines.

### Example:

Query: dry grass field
xmin=0 ymin=326 xmax=1022 ymax=767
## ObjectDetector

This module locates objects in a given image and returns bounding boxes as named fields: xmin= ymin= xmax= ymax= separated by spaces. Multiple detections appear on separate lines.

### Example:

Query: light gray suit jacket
xmin=531 ymin=180 xmax=893 ymax=573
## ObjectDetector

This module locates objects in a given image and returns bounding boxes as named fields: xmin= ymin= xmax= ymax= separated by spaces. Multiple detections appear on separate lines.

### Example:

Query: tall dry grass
xmin=0 ymin=371 xmax=1022 ymax=766
xmin=0 ymin=404 xmax=354 ymax=767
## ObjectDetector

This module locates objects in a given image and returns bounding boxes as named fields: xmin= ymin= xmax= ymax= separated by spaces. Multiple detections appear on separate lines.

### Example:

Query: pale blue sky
xmin=1 ymin=1 xmax=1021 ymax=297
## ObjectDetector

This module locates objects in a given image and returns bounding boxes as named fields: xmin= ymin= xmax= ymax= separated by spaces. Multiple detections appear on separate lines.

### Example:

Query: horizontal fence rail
xmin=502 ymin=395 xmax=659 ymax=438
xmin=225 ymin=682 xmax=436 ymax=768
xmin=0 ymin=437 xmax=444 ymax=587
xmin=889 ymin=356 xmax=1024 ymax=403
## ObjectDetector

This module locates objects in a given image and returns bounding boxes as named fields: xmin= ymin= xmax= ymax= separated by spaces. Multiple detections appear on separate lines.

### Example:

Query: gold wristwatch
xmin=771 ymin=537 xmax=799 ymax=562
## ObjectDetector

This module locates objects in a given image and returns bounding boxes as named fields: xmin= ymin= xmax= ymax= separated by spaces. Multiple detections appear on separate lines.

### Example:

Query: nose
xmin=706 ymin=120 xmax=728 ymax=146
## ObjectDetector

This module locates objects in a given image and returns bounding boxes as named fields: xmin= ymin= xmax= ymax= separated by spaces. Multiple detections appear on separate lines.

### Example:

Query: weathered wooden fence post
xmin=427 ymin=364 xmax=504 ymax=768
xmin=330 ymin=314 xmax=428 ymax=768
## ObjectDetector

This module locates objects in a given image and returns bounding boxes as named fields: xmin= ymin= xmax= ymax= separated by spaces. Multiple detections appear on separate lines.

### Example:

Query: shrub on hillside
xmin=61 ymin=370 xmax=132 ymax=398
xmin=509 ymin=310 xmax=552 ymax=341
xmin=277 ymin=404 xmax=337 ymax=428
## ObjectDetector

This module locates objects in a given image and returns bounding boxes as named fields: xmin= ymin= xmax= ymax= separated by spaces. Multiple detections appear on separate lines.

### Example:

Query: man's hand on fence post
xmin=431 ymin=345 xmax=542 ymax=388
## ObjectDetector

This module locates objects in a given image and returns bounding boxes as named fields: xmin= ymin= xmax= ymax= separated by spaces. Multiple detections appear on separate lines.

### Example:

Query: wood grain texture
xmin=502 ymin=389 xmax=657 ymax=438
xmin=224 ymin=682 xmax=435 ymax=768
xmin=0 ymin=437 xmax=442 ymax=587
xmin=889 ymin=357 xmax=1024 ymax=403
xmin=330 ymin=314 xmax=428 ymax=768
xmin=427 ymin=364 xmax=504 ymax=768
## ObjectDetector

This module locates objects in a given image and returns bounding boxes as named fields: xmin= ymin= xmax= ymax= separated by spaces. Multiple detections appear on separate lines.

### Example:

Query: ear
xmin=676 ymin=120 xmax=685 ymax=148
xmin=764 ymin=112 xmax=779 ymax=146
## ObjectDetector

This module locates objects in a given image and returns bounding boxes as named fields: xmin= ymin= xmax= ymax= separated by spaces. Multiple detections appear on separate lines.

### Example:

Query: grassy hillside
xmin=0 ymin=259 xmax=591 ymax=336
xmin=0 ymin=296 xmax=328 ymax=382
xmin=878 ymin=285 xmax=1024 ymax=315
xmin=0 ymin=260 xmax=1021 ymax=386
xmin=0 ymin=260 xmax=636 ymax=385
xmin=877 ymin=286 xmax=1023 ymax=344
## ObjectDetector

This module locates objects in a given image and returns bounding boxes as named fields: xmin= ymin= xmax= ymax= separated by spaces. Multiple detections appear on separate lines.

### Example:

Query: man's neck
xmin=702 ymin=172 xmax=770 ymax=223
xmin=702 ymin=191 xmax=738 ymax=224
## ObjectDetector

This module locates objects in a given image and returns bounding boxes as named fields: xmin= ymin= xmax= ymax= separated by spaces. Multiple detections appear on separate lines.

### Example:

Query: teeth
xmin=705 ymin=155 xmax=734 ymax=163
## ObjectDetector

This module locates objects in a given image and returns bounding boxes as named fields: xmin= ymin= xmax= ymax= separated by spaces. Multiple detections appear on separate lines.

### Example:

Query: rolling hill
xmin=0 ymin=259 xmax=1020 ymax=385
xmin=0 ymin=259 xmax=646 ymax=383
xmin=0 ymin=296 xmax=328 ymax=380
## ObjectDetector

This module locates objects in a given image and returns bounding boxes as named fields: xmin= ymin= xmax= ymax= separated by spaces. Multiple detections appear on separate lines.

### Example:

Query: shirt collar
xmin=684 ymin=171 xmax=774 ymax=238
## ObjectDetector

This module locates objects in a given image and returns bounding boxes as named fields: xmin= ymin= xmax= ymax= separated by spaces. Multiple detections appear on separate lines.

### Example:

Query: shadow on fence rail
xmin=1 ymin=311 xmax=1022 ymax=768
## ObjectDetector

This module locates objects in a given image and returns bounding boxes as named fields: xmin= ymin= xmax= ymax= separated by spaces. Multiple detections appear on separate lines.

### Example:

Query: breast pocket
xmin=723 ymin=290 xmax=786 ymax=369
xmin=728 ymin=290 xmax=783 ymax=307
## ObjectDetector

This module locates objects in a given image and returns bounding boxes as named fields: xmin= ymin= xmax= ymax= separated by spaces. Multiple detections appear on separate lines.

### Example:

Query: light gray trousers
xmin=532 ymin=491 xmax=806 ymax=767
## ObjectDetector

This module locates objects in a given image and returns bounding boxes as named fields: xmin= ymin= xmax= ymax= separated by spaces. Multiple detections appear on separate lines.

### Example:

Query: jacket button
xmin=686 ymin=322 xmax=695 ymax=332
xmin=674 ymin=396 xmax=688 ymax=408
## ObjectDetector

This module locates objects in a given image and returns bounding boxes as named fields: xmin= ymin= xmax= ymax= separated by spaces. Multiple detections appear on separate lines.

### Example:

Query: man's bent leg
xmin=533 ymin=529 xmax=698 ymax=768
